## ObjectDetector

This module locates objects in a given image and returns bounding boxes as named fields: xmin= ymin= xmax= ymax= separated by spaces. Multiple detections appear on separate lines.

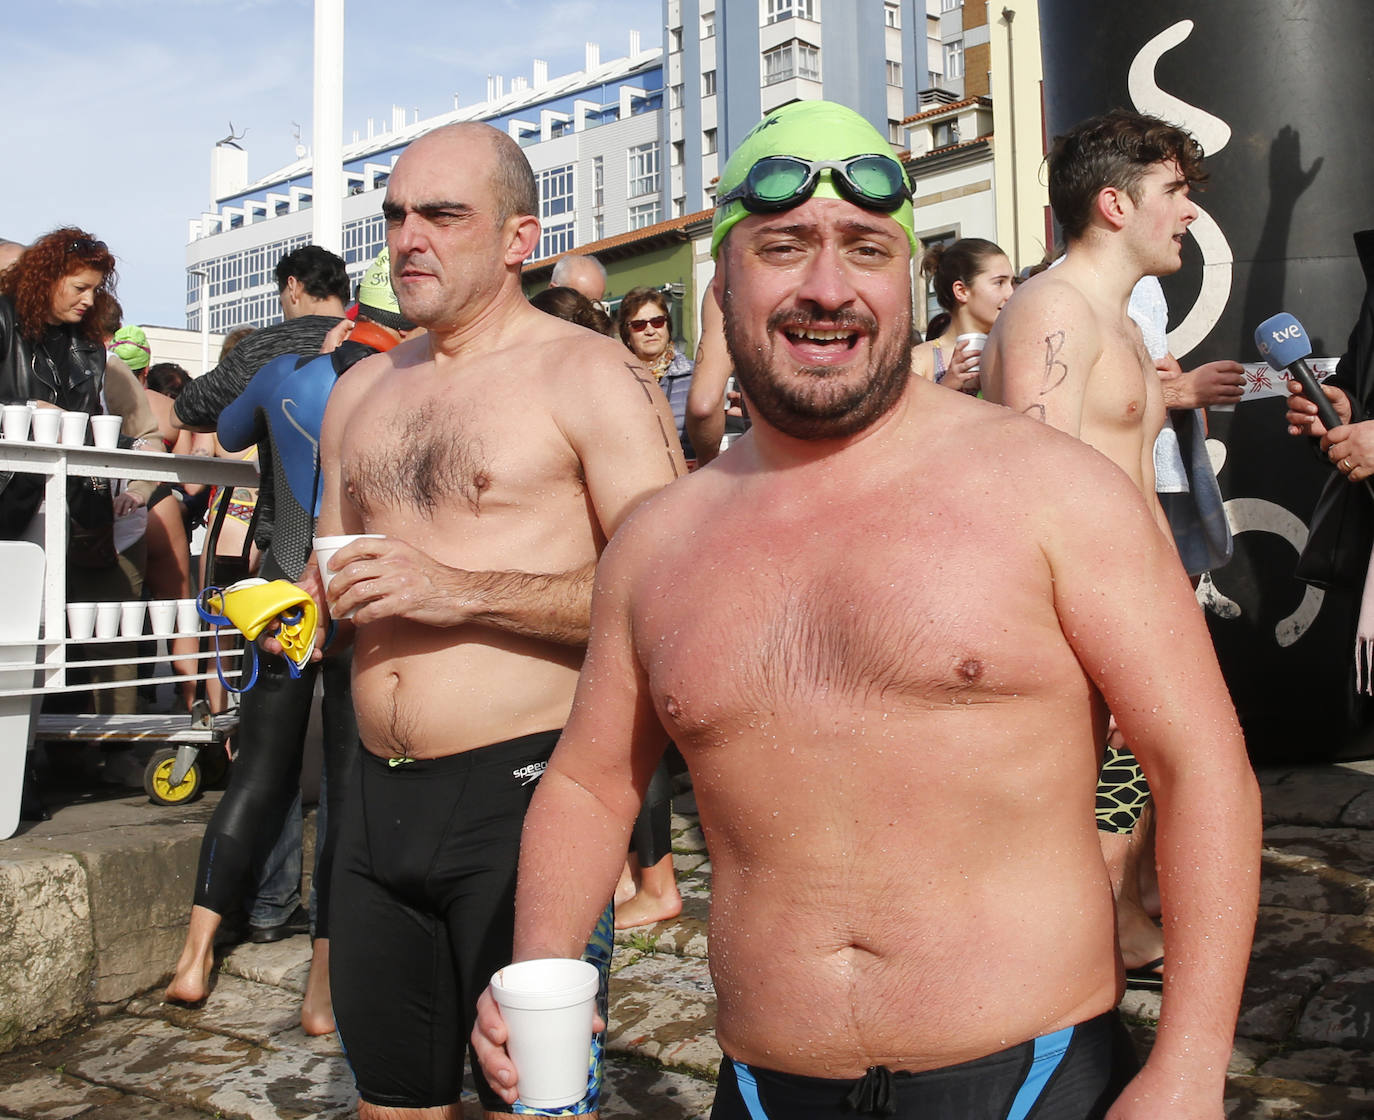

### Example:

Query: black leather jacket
xmin=0 ymin=295 xmax=106 ymax=411
xmin=0 ymin=294 xmax=107 ymax=533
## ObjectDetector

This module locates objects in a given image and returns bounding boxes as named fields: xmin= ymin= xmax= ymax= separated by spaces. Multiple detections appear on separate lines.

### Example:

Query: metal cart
xmin=0 ymin=438 xmax=259 ymax=836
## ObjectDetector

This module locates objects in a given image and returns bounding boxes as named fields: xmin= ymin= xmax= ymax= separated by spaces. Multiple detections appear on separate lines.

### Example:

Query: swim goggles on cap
xmin=716 ymin=154 xmax=912 ymax=214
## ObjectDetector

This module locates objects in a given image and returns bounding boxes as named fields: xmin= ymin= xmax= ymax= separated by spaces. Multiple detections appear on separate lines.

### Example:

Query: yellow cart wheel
xmin=144 ymin=748 xmax=203 ymax=806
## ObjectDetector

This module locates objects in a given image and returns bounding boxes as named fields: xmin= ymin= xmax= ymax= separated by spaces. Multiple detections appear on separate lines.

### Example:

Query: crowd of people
xmin=7 ymin=91 xmax=1374 ymax=1120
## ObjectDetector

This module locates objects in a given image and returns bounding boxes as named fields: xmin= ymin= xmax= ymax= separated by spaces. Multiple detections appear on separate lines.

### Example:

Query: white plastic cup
xmin=490 ymin=958 xmax=598 ymax=1110
xmin=29 ymin=408 xmax=61 ymax=443
xmin=148 ymin=600 xmax=177 ymax=637
xmin=176 ymin=598 xmax=201 ymax=633
xmin=67 ymin=602 xmax=97 ymax=640
xmin=90 ymin=414 xmax=123 ymax=449
xmin=94 ymin=601 xmax=121 ymax=640
xmin=313 ymin=534 xmax=385 ymax=619
xmin=2 ymin=404 xmax=32 ymax=441
xmin=59 ymin=410 xmax=89 ymax=447
xmin=956 ymin=332 xmax=989 ymax=373
xmin=119 ymin=600 xmax=145 ymax=638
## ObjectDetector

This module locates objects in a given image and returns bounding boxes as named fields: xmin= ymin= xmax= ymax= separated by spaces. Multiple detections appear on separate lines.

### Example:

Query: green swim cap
xmin=112 ymin=324 xmax=150 ymax=371
xmin=711 ymin=100 xmax=917 ymax=259
xmin=355 ymin=248 xmax=415 ymax=332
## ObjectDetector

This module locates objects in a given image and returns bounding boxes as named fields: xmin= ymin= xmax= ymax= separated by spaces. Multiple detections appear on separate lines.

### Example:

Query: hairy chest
xmin=341 ymin=392 xmax=583 ymax=521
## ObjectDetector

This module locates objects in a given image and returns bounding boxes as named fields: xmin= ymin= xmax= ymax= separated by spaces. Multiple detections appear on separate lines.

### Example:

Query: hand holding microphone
xmin=1257 ymin=312 xmax=1372 ymax=495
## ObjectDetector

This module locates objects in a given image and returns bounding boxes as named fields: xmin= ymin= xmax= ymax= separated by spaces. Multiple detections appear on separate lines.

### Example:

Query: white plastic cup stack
xmin=59 ymin=410 xmax=89 ymax=447
xmin=2 ymin=404 xmax=32 ymax=441
xmin=90 ymin=414 xmax=122 ymax=449
xmin=67 ymin=602 xmax=97 ymax=640
xmin=313 ymin=534 xmax=385 ymax=619
xmin=94 ymin=601 xmax=121 ymax=640
xmin=956 ymin=332 xmax=989 ymax=373
xmin=29 ymin=408 xmax=61 ymax=443
xmin=489 ymin=958 xmax=598 ymax=1110
xmin=148 ymin=600 xmax=177 ymax=637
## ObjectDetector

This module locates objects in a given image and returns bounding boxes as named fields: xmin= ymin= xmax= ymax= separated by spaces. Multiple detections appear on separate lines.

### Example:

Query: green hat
xmin=355 ymin=248 xmax=415 ymax=332
xmin=711 ymin=100 xmax=917 ymax=259
xmin=112 ymin=325 xmax=150 ymax=371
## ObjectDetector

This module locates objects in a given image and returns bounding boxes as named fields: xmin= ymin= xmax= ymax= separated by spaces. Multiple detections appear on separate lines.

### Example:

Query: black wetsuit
xmin=189 ymin=341 xmax=376 ymax=937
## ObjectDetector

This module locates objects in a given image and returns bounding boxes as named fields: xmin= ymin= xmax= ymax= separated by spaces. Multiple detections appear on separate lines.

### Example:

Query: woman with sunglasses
xmin=618 ymin=287 xmax=696 ymax=465
xmin=911 ymin=238 xmax=1015 ymax=395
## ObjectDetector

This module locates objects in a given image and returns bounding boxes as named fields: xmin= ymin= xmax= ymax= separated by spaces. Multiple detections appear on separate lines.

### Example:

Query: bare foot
xmin=301 ymin=939 xmax=335 ymax=1036
xmin=614 ymin=888 xmax=683 ymax=929
xmin=165 ymin=943 xmax=214 ymax=1004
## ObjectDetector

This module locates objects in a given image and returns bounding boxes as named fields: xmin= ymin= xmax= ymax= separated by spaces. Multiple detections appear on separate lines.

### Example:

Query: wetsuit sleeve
xmin=176 ymin=344 xmax=254 ymax=429
xmin=218 ymin=356 xmax=289 ymax=453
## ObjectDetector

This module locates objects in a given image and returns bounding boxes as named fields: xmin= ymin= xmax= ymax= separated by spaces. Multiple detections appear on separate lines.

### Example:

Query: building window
xmin=763 ymin=40 xmax=819 ymax=85
xmin=703 ymin=69 xmax=717 ymax=96
xmin=941 ymin=0 xmax=961 ymax=10
xmin=670 ymin=27 xmax=683 ymax=52
xmin=703 ymin=12 xmax=715 ymax=37
xmin=885 ymin=2 xmax=900 ymax=27
xmin=704 ymin=128 xmax=718 ymax=155
xmin=629 ymin=200 xmax=661 ymax=230
xmin=886 ymin=60 xmax=902 ymax=86
xmin=537 ymin=164 xmax=575 ymax=219
xmin=593 ymin=155 xmax=604 ymax=208
xmin=944 ymin=41 xmax=964 ymax=78
xmin=889 ymin=119 xmax=904 ymax=144
xmin=539 ymin=224 xmax=575 ymax=261
xmin=765 ymin=0 xmax=814 ymax=23
xmin=628 ymin=142 xmax=660 ymax=197
xmin=672 ymin=140 xmax=685 ymax=166
xmin=671 ymin=83 xmax=684 ymax=109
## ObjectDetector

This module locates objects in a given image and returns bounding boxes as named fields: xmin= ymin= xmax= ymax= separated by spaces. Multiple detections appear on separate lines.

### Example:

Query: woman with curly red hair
xmin=1 ymin=228 xmax=118 ymax=535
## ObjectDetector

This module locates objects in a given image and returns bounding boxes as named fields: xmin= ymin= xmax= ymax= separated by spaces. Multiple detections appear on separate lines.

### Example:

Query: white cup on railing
xmin=29 ymin=408 xmax=61 ymax=443
xmin=2 ymin=404 xmax=32 ymax=441
xmin=90 ymin=414 xmax=122 ymax=450
xmin=94 ymin=601 xmax=121 ymax=640
xmin=67 ymin=602 xmax=97 ymax=640
xmin=59 ymin=411 xmax=89 ymax=447
xmin=176 ymin=598 xmax=202 ymax=633
xmin=148 ymin=600 xmax=177 ymax=637
xmin=120 ymin=600 xmax=145 ymax=638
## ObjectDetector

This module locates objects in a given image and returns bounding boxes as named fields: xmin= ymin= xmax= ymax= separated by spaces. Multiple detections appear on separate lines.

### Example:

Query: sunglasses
xmin=717 ymin=154 xmax=911 ymax=214
xmin=629 ymin=315 xmax=667 ymax=332
xmin=68 ymin=237 xmax=108 ymax=256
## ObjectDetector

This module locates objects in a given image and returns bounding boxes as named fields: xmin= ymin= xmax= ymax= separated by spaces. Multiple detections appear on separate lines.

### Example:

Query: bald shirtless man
xmin=312 ymin=123 xmax=683 ymax=1120
xmin=981 ymin=109 xmax=1210 ymax=980
xmin=474 ymin=100 xmax=1260 ymax=1120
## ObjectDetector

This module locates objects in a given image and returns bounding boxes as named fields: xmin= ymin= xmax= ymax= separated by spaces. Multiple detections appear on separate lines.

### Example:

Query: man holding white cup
xmin=309 ymin=123 xmax=683 ymax=1120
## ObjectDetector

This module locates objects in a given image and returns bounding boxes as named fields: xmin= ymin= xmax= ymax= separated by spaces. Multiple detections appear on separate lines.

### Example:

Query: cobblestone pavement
xmin=1 ymin=763 xmax=1372 ymax=1118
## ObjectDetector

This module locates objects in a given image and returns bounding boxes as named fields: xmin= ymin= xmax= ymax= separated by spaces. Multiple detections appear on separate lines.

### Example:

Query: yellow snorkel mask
xmin=199 ymin=577 xmax=319 ymax=690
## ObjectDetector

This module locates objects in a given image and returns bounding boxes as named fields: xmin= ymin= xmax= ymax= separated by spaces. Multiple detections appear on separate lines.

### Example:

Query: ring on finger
xmin=1343 ymin=458 xmax=1354 ymax=472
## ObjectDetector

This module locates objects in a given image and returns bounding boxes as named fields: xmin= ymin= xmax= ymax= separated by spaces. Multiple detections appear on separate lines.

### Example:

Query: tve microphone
xmin=1254 ymin=312 xmax=1343 ymax=432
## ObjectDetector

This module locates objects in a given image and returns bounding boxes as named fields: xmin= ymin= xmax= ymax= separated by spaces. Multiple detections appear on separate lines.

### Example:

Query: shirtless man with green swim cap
xmin=473 ymin=100 xmax=1259 ymax=1120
